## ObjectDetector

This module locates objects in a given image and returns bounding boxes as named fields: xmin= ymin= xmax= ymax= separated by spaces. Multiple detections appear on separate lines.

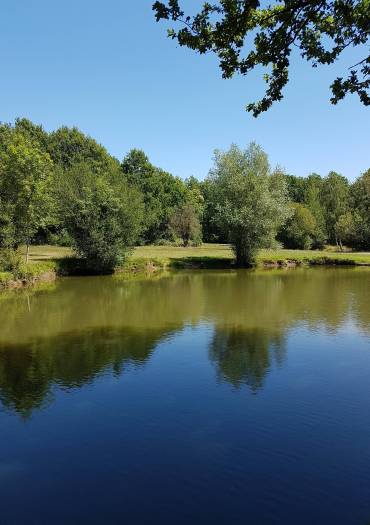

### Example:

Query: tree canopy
xmin=1 ymin=118 xmax=369 ymax=273
xmin=153 ymin=0 xmax=370 ymax=115
xmin=207 ymin=143 xmax=291 ymax=265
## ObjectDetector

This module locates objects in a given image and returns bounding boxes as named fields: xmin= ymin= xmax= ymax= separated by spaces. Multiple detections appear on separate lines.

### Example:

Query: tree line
xmin=0 ymin=118 xmax=369 ymax=271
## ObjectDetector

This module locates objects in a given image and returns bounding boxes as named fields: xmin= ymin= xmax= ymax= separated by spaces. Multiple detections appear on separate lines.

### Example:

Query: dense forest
xmin=0 ymin=118 xmax=369 ymax=271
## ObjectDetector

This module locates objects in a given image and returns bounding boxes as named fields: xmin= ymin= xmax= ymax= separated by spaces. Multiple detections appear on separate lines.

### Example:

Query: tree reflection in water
xmin=209 ymin=327 xmax=285 ymax=392
xmin=0 ymin=268 xmax=369 ymax=416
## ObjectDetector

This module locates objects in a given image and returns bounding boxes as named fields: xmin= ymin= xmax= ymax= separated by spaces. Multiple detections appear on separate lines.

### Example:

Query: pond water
xmin=0 ymin=268 xmax=370 ymax=524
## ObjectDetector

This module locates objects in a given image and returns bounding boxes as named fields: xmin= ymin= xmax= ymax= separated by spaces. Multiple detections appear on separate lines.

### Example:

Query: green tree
xmin=122 ymin=149 xmax=188 ymax=243
xmin=48 ymin=126 xmax=118 ymax=173
xmin=303 ymin=173 xmax=327 ymax=247
xmin=56 ymin=163 xmax=144 ymax=272
xmin=350 ymin=168 xmax=370 ymax=249
xmin=13 ymin=117 xmax=49 ymax=151
xmin=0 ymin=132 xmax=53 ymax=260
xmin=0 ymin=198 xmax=15 ymax=248
xmin=321 ymin=171 xmax=350 ymax=246
xmin=153 ymin=0 xmax=370 ymax=116
xmin=169 ymin=203 xmax=201 ymax=246
xmin=207 ymin=143 xmax=291 ymax=266
xmin=185 ymin=176 xmax=205 ymax=218
xmin=335 ymin=211 xmax=357 ymax=249
xmin=284 ymin=174 xmax=307 ymax=203
xmin=279 ymin=203 xmax=317 ymax=249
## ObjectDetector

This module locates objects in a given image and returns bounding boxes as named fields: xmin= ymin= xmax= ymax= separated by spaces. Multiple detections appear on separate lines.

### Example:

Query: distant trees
xmin=169 ymin=203 xmax=201 ymax=246
xmin=279 ymin=203 xmax=317 ymax=250
xmin=321 ymin=171 xmax=350 ymax=247
xmin=0 ymin=117 xmax=369 ymax=272
xmin=282 ymin=169 xmax=370 ymax=251
xmin=350 ymin=169 xmax=370 ymax=249
xmin=207 ymin=143 xmax=291 ymax=266
xmin=121 ymin=149 xmax=189 ymax=243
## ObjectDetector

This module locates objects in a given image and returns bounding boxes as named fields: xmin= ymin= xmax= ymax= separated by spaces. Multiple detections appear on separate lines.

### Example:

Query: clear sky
xmin=1 ymin=0 xmax=369 ymax=181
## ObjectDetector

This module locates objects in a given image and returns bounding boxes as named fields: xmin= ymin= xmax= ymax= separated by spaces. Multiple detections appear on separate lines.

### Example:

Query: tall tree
xmin=153 ymin=0 xmax=370 ymax=115
xmin=303 ymin=173 xmax=327 ymax=247
xmin=350 ymin=168 xmax=370 ymax=249
xmin=208 ymin=143 xmax=291 ymax=266
xmin=0 ymin=132 xmax=53 ymax=260
xmin=48 ymin=126 xmax=118 ymax=173
xmin=122 ymin=149 xmax=188 ymax=243
xmin=284 ymin=174 xmax=307 ymax=203
xmin=321 ymin=171 xmax=350 ymax=245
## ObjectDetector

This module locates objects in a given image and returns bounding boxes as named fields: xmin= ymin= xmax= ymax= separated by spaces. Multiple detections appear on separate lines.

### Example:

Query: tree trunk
xmin=235 ymin=242 xmax=254 ymax=267
xmin=26 ymin=242 xmax=30 ymax=264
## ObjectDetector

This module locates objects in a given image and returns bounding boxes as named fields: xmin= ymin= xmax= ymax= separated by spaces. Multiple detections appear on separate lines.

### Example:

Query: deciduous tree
xmin=208 ymin=143 xmax=291 ymax=266
xmin=153 ymin=0 xmax=370 ymax=115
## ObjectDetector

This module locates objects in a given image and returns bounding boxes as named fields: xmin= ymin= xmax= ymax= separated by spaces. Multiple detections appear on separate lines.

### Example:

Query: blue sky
xmin=1 ymin=0 xmax=369 ymax=181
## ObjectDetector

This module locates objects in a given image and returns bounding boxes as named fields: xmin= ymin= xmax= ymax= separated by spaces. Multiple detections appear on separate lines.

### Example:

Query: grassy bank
xmin=0 ymin=260 xmax=58 ymax=288
xmin=27 ymin=244 xmax=370 ymax=269
xmin=1 ymin=243 xmax=370 ymax=289
xmin=131 ymin=245 xmax=370 ymax=270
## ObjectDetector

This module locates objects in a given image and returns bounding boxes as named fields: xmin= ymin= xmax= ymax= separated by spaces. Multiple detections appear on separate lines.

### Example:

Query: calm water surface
xmin=0 ymin=268 xmax=370 ymax=524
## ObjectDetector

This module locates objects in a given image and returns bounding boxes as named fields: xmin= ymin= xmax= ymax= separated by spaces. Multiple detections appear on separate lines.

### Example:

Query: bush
xmin=169 ymin=204 xmax=201 ymax=247
xmin=279 ymin=203 xmax=317 ymax=250
xmin=0 ymin=249 xmax=24 ymax=278
xmin=56 ymin=163 xmax=144 ymax=273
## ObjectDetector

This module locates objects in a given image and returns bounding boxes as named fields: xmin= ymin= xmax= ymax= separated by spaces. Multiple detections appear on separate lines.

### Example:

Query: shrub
xmin=56 ymin=163 xmax=144 ymax=273
xmin=279 ymin=203 xmax=317 ymax=250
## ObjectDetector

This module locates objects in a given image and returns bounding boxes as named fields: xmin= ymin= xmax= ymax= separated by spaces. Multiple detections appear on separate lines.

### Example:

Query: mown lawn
xmin=26 ymin=245 xmax=73 ymax=262
xmin=26 ymin=243 xmax=370 ymax=267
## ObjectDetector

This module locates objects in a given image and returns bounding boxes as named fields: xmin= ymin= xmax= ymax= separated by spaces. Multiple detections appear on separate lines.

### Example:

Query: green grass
xmin=0 ymin=271 xmax=13 ymax=284
xmin=131 ymin=244 xmax=370 ymax=268
xmin=2 ymin=243 xmax=370 ymax=289
xmin=25 ymin=245 xmax=73 ymax=263
xmin=256 ymin=248 xmax=370 ymax=266
xmin=0 ymin=242 xmax=362 ymax=288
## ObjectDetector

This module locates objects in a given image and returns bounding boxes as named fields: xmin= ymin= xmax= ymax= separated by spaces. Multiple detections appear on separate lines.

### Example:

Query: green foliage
xmin=279 ymin=203 xmax=317 ymax=249
xmin=350 ymin=169 xmax=370 ymax=249
xmin=153 ymin=0 xmax=370 ymax=115
xmin=207 ymin=143 xmax=291 ymax=266
xmin=335 ymin=211 xmax=357 ymax=248
xmin=321 ymin=171 xmax=350 ymax=245
xmin=0 ymin=198 xmax=15 ymax=248
xmin=169 ymin=203 xmax=201 ymax=246
xmin=0 ymin=117 xmax=369 ymax=275
xmin=285 ymin=175 xmax=307 ymax=203
xmin=13 ymin=118 xmax=49 ymax=150
xmin=303 ymin=174 xmax=327 ymax=248
xmin=56 ymin=163 xmax=144 ymax=273
xmin=0 ymin=131 xmax=54 ymax=252
xmin=47 ymin=126 xmax=118 ymax=173
xmin=0 ymin=249 xmax=24 ymax=278
xmin=122 ymin=149 xmax=188 ymax=243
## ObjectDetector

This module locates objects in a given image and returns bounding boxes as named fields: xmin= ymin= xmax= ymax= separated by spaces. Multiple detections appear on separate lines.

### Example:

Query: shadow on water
xmin=0 ymin=267 xmax=369 ymax=417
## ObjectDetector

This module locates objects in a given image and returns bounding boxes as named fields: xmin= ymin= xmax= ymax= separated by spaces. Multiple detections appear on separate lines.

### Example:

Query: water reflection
xmin=0 ymin=327 xmax=170 ymax=417
xmin=209 ymin=327 xmax=286 ymax=391
xmin=0 ymin=268 xmax=369 ymax=416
